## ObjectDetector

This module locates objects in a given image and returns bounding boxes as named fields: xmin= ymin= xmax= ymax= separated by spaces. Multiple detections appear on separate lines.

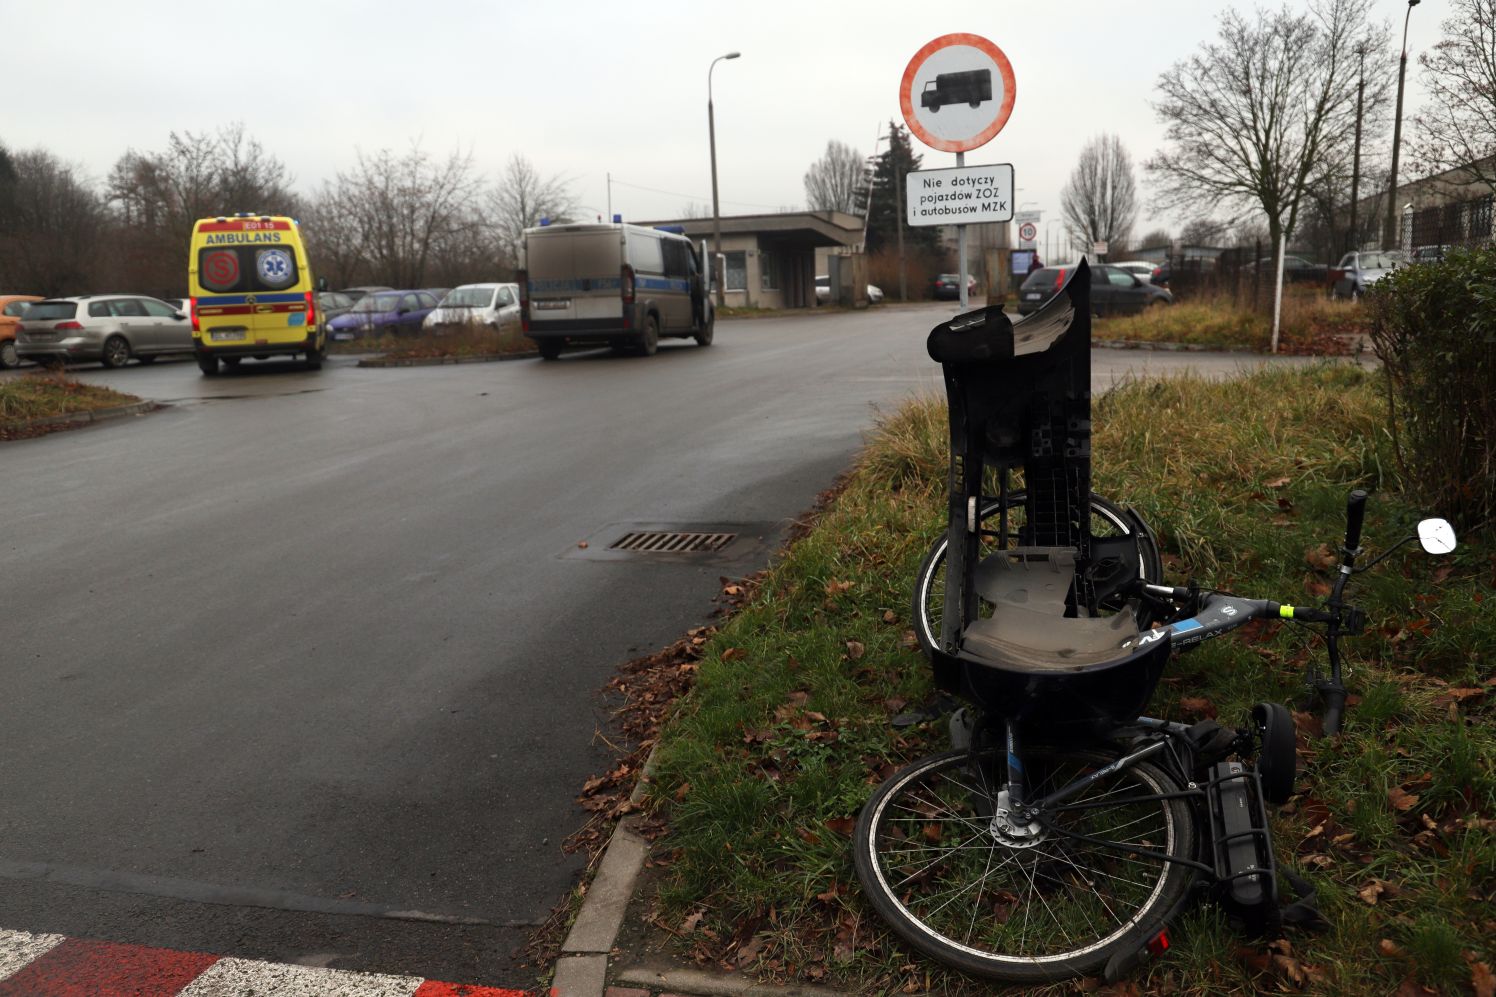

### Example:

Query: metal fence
xmin=1402 ymin=195 xmax=1493 ymax=254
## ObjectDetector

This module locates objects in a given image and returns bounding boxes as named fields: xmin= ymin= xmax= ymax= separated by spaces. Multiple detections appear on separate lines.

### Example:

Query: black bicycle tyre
xmin=1252 ymin=702 xmax=1297 ymax=804
xmin=853 ymin=746 xmax=1197 ymax=984
xmin=912 ymin=492 xmax=1163 ymax=659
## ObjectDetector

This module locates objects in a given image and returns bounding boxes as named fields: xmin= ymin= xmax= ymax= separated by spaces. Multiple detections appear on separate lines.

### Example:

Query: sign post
xmin=900 ymin=33 xmax=1017 ymax=311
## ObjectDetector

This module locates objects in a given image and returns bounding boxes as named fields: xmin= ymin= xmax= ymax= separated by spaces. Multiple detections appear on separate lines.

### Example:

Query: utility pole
xmin=1348 ymin=46 xmax=1365 ymax=253
xmin=1385 ymin=0 xmax=1420 ymax=249
xmin=896 ymin=161 xmax=907 ymax=302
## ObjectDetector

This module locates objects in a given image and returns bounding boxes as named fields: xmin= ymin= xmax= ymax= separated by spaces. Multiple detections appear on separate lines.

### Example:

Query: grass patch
xmin=327 ymin=322 xmax=531 ymax=360
xmin=1 ymin=370 xmax=139 ymax=431
xmin=1096 ymin=293 xmax=1367 ymax=355
xmin=641 ymin=363 xmax=1495 ymax=994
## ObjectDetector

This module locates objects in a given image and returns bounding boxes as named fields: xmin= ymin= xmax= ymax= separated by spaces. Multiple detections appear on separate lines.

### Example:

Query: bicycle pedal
xmin=1209 ymin=761 xmax=1278 ymax=914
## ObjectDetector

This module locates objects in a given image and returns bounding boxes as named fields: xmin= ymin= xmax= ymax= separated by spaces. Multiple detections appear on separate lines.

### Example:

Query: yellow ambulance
xmin=187 ymin=214 xmax=327 ymax=375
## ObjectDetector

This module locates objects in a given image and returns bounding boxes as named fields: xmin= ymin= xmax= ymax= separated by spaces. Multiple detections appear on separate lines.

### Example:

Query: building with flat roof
xmin=637 ymin=211 xmax=864 ymax=309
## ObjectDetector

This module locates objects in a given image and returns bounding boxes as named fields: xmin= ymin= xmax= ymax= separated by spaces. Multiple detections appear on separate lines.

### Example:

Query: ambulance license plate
xmin=210 ymin=330 xmax=245 ymax=341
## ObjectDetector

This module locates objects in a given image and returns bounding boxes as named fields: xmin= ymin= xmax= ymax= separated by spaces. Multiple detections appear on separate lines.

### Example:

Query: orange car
xmin=0 ymin=295 xmax=44 ymax=368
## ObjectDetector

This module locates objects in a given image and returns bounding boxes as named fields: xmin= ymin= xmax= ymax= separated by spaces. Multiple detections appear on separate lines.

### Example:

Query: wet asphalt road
xmin=0 ymin=306 xmax=1320 ymax=985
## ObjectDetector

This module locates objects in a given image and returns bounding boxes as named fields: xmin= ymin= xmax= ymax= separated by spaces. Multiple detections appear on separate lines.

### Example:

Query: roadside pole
xmin=1271 ymin=232 xmax=1287 ymax=354
xmin=956 ymin=151 xmax=968 ymax=310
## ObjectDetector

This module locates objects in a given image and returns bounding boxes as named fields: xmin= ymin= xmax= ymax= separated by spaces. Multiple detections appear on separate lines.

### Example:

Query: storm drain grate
xmin=608 ymin=531 xmax=737 ymax=554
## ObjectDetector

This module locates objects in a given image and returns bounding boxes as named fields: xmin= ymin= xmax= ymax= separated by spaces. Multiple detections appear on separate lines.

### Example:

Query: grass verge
xmin=640 ymin=362 xmax=1494 ymax=995
xmin=327 ymin=322 xmax=532 ymax=360
xmin=1 ymin=370 xmax=141 ymax=438
xmin=1095 ymin=293 xmax=1367 ymax=355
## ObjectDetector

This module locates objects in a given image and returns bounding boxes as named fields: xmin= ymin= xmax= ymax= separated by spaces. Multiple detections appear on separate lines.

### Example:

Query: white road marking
xmin=0 ymin=928 xmax=65 ymax=980
xmin=178 ymin=956 xmax=422 ymax=996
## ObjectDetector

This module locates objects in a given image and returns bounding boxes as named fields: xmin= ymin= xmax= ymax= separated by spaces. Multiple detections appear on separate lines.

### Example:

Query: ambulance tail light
xmin=517 ymin=269 xmax=530 ymax=332
xmin=189 ymin=297 xmax=199 ymax=332
xmin=1055 ymin=267 xmax=1067 ymax=289
xmin=621 ymin=264 xmax=635 ymax=305
xmin=304 ymin=290 xmax=316 ymax=329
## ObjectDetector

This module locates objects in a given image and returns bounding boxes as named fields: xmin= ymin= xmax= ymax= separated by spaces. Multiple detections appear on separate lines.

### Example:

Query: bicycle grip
xmin=1344 ymin=489 xmax=1368 ymax=552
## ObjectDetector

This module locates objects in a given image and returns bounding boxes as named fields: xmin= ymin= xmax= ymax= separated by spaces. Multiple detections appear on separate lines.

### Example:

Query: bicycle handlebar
xmin=1344 ymin=489 xmax=1369 ymax=555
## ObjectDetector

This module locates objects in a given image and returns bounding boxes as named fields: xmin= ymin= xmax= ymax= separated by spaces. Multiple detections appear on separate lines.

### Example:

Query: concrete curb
xmin=3 ymin=400 xmax=158 ymax=433
xmin=613 ymin=965 xmax=855 ymax=997
xmin=355 ymin=351 xmax=538 ymax=368
xmin=1093 ymin=339 xmax=1256 ymax=353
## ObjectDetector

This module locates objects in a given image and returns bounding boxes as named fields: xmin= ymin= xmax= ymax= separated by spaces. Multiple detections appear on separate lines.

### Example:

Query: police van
xmin=519 ymin=222 xmax=713 ymax=360
xmin=188 ymin=213 xmax=327 ymax=375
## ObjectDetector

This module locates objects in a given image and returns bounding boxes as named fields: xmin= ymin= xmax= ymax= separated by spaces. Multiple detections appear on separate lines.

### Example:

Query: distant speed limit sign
xmin=900 ymin=33 xmax=1017 ymax=153
xmin=1019 ymin=221 xmax=1038 ymax=242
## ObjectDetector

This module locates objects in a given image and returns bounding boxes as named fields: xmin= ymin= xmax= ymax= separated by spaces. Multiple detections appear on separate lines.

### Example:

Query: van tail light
xmin=304 ymin=291 xmax=316 ymax=329
xmin=55 ymin=321 xmax=84 ymax=332
xmin=621 ymin=264 xmax=635 ymax=305
xmin=517 ymin=269 xmax=530 ymax=332
xmin=189 ymin=297 xmax=199 ymax=332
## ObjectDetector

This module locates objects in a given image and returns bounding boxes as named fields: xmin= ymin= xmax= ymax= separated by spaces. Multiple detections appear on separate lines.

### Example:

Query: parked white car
xmin=423 ymin=283 xmax=521 ymax=331
xmin=815 ymin=275 xmax=885 ymax=305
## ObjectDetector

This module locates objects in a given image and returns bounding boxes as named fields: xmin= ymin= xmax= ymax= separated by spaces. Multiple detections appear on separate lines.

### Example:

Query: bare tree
xmin=0 ymin=149 xmax=105 ymax=295
xmin=1149 ymin=0 xmax=1390 ymax=259
xmin=102 ymin=124 xmax=298 ymax=294
xmin=1061 ymin=134 xmax=1139 ymax=255
xmin=1411 ymin=0 xmax=1496 ymax=193
xmin=1134 ymin=228 xmax=1173 ymax=250
xmin=802 ymin=140 xmax=865 ymax=214
xmin=489 ymin=154 xmax=577 ymax=267
xmin=320 ymin=144 xmax=481 ymax=288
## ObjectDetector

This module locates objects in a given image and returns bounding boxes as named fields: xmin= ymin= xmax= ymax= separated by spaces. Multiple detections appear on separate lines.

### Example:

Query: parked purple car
xmin=327 ymin=289 xmax=440 ymax=340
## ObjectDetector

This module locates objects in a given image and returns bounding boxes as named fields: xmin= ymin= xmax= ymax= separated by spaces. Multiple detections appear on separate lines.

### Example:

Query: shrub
xmin=1366 ymin=247 xmax=1496 ymax=530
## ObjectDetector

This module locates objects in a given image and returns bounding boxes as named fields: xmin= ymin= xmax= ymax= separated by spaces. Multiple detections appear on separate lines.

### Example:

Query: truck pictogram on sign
xmin=921 ymin=69 xmax=992 ymax=112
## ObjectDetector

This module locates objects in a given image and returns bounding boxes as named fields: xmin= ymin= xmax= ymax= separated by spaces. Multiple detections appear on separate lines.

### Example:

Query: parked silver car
xmin=1330 ymin=250 xmax=1405 ymax=299
xmin=16 ymin=295 xmax=193 ymax=368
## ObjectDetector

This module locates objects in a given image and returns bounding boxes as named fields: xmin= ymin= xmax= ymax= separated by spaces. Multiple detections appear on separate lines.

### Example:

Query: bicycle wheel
xmin=853 ymin=746 xmax=1197 ymax=984
xmin=913 ymin=492 xmax=1163 ymax=658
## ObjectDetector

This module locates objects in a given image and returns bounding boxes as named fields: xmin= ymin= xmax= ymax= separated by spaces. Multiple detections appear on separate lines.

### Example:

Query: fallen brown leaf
xmin=824 ymin=816 xmax=855 ymax=837
xmin=576 ymin=540 xmax=589 ymax=549
xmin=1388 ymin=786 xmax=1421 ymax=812
xmin=882 ymin=609 xmax=897 ymax=624
xmin=845 ymin=640 xmax=866 ymax=660
xmin=1306 ymin=543 xmax=1339 ymax=571
xmin=1265 ymin=476 xmax=1292 ymax=488
xmin=1179 ymin=696 xmax=1218 ymax=719
xmin=1468 ymin=955 xmax=1495 ymax=997
xmin=1379 ymin=938 xmax=1405 ymax=958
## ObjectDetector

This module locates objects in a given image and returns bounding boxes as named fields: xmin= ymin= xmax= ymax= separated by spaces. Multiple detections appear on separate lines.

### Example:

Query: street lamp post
xmin=708 ymin=51 xmax=740 ymax=307
xmin=1385 ymin=0 xmax=1420 ymax=250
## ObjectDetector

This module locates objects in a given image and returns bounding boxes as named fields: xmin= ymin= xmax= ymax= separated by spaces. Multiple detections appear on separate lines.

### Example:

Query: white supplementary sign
xmin=899 ymin=34 xmax=1017 ymax=154
xmin=906 ymin=163 xmax=1014 ymax=227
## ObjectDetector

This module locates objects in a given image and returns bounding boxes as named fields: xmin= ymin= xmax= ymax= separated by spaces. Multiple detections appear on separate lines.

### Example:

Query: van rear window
xmin=25 ymin=301 xmax=78 ymax=321
xmin=198 ymin=246 xmax=300 ymax=293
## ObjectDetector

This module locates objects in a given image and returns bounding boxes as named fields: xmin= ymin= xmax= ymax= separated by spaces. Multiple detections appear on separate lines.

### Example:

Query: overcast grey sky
xmin=5 ymin=0 xmax=1441 ymax=247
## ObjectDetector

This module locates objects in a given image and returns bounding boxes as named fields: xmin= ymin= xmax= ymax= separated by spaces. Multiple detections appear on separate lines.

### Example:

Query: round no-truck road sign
xmin=1019 ymin=221 xmax=1038 ymax=242
xmin=900 ymin=33 xmax=1016 ymax=153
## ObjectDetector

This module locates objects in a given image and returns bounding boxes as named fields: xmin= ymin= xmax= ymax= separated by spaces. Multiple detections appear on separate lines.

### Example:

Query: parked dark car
xmin=326 ymin=290 xmax=439 ymax=340
xmin=1244 ymin=254 xmax=1329 ymax=285
xmin=931 ymin=273 xmax=977 ymax=300
xmin=338 ymin=286 xmax=394 ymax=303
xmin=1017 ymin=264 xmax=1172 ymax=317
xmin=315 ymin=290 xmax=357 ymax=325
